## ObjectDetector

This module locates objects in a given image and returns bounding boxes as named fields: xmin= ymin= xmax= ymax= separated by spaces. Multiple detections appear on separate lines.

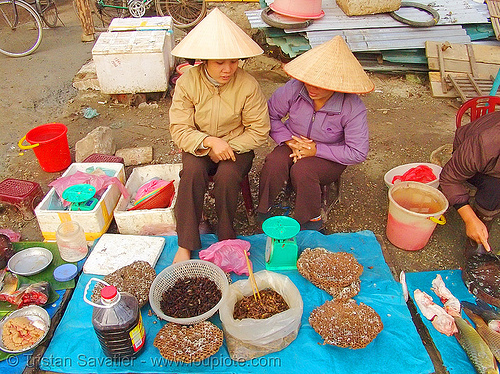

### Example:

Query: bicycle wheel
xmin=91 ymin=0 xmax=128 ymax=27
xmin=155 ymin=0 xmax=206 ymax=29
xmin=0 ymin=0 xmax=43 ymax=57
xmin=37 ymin=0 xmax=57 ymax=27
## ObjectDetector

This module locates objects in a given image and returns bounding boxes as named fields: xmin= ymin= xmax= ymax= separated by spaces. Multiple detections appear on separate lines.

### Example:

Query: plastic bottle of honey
xmin=91 ymin=285 xmax=145 ymax=358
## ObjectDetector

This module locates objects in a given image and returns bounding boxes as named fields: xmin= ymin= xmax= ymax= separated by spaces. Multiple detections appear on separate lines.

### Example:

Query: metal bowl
xmin=0 ymin=305 xmax=50 ymax=353
xmin=8 ymin=247 xmax=53 ymax=276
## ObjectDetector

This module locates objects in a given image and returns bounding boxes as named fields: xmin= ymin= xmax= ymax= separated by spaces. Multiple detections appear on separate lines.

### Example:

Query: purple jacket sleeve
xmin=315 ymin=97 xmax=369 ymax=165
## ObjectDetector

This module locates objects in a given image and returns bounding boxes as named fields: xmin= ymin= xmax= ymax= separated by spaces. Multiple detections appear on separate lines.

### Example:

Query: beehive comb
xmin=309 ymin=299 xmax=383 ymax=349
xmin=297 ymin=248 xmax=363 ymax=298
xmin=154 ymin=321 xmax=223 ymax=363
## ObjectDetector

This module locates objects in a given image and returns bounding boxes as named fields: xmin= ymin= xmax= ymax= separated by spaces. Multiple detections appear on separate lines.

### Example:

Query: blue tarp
xmin=405 ymin=270 xmax=477 ymax=374
xmin=41 ymin=230 xmax=434 ymax=374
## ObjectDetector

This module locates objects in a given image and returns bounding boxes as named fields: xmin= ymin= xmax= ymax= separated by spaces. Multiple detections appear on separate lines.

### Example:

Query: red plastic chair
xmin=456 ymin=96 xmax=500 ymax=128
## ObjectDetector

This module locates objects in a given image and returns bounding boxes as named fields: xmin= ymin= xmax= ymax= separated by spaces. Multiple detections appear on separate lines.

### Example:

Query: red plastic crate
xmin=0 ymin=178 xmax=43 ymax=220
xmin=83 ymin=153 xmax=124 ymax=164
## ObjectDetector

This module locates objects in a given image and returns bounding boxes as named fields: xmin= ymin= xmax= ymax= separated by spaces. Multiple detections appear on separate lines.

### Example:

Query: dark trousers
xmin=175 ymin=151 xmax=254 ymax=251
xmin=469 ymin=173 xmax=500 ymax=211
xmin=257 ymin=144 xmax=346 ymax=224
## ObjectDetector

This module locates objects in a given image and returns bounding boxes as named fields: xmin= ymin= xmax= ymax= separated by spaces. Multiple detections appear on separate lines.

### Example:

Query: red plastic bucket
xmin=18 ymin=123 xmax=71 ymax=172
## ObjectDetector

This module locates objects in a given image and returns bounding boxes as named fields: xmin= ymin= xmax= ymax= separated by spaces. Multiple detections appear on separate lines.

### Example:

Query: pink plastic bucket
xmin=386 ymin=181 xmax=448 ymax=251
xmin=270 ymin=0 xmax=325 ymax=19
xmin=19 ymin=123 xmax=71 ymax=173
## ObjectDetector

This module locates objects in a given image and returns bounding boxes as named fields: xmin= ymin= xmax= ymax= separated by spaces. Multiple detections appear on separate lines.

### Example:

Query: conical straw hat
xmin=283 ymin=36 xmax=374 ymax=94
xmin=171 ymin=8 xmax=263 ymax=60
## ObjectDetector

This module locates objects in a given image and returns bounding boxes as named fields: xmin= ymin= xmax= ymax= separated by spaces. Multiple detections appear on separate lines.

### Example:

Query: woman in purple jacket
xmin=257 ymin=36 xmax=374 ymax=230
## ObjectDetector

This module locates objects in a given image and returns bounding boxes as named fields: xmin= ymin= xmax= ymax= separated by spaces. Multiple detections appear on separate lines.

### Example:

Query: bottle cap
xmin=101 ymin=285 xmax=118 ymax=300
xmin=53 ymin=263 xmax=78 ymax=282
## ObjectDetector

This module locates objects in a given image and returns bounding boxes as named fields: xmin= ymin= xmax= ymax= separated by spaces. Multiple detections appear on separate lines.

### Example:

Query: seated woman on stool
xmin=169 ymin=9 xmax=270 ymax=263
xmin=256 ymin=36 xmax=373 ymax=231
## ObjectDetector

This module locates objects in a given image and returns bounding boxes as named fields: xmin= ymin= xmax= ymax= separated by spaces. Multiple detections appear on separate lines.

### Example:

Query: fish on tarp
xmin=463 ymin=253 xmax=500 ymax=309
xmin=462 ymin=299 xmax=500 ymax=334
xmin=463 ymin=306 xmax=500 ymax=363
xmin=454 ymin=315 xmax=498 ymax=374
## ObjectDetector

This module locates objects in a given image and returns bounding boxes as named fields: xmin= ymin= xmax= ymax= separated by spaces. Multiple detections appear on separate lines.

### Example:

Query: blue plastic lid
xmin=53 ymin=263 xmax=78 ymax=282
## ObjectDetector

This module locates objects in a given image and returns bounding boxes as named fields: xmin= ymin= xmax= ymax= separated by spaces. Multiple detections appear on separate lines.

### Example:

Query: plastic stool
xmin=83 ymin=153 xmax=124 ymax=164
xmin=0 ymin=178 xmax=43 ymax=220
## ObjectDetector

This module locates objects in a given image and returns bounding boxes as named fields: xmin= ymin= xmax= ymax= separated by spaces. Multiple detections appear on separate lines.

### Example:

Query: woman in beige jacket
xmin=169 ymin=8 xmax=270 ymax=263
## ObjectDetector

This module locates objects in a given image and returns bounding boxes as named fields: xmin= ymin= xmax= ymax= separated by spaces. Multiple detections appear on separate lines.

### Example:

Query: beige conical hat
xmin=171 ymin=8 xmax=263 ymax=60
xmin=283 ymin=36 xmax=374 ymax=94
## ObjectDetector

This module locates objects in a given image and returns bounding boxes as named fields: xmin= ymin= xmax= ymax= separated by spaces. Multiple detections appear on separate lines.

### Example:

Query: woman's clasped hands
xmin=286 ymin=135 xmax=316 ymax=163
xmin=204 ymin=136 xmax=236 ymax=163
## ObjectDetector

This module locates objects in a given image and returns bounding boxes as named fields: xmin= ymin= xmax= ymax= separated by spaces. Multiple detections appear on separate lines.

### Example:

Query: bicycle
xmin=0 ymin=0 xmax=43 ymax=57
xmin=92 ymin=0 xmax=206 ymax=29
xmin=28 ymin=0 xmax=60 ymax=28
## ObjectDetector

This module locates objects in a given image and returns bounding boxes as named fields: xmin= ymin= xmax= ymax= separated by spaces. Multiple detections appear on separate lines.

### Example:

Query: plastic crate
xmin=83 ymin=153 xmax=124 ymax=164
xmin=0 ymin=179 xmax=43 ymax=220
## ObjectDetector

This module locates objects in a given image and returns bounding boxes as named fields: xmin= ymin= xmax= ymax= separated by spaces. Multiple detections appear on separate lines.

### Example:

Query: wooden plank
xmin=448 ymin=75 xmax=468 ymax=101
xmin=429 ymin=72 xmax=458 ymax=98
xmin=487 ymin=0 xmax=500 ymax=41
xmin=446 ymin=73 xmax=495 ymax=102
xmin=466 ymin=44 xmax=478 ymax=77
xmin=468 ymin=73 xmax=484 ymax=94
xmin=438 ymin=45 xmax=448 ymax=93
xmin=427 ymin=59 xmax=500 ymax=78
xmin=425 ymin=41 xmax=500 ymax=64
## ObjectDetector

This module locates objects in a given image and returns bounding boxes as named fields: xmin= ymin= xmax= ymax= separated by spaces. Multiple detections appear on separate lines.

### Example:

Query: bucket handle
xmin=18 ymin=135 xmax=39 ymax=150
xmin=429 ymin=215 xmax=446 ymax=225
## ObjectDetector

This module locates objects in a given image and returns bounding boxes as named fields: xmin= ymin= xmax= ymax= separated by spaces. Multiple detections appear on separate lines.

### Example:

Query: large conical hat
xmin=171 ymin=8 xmax=263 ymax=60
xmin=283 ymin=36 xmax=374 ymax=94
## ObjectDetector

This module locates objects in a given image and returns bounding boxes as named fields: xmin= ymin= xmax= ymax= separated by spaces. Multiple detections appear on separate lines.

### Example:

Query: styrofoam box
xmin=92 ymin=30 xmax=172 ymax=94
xmin=35 ymin=163 xmax=125 ymax=242
xmin=107 ymin=17 xmax=175 ymax=72
xmin=114 ymin=163 xmax=182 ymax=235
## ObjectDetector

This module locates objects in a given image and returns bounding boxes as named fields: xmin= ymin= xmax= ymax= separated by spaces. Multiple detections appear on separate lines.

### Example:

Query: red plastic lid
xmin=101 ymin=285 xmax=117 ymax=300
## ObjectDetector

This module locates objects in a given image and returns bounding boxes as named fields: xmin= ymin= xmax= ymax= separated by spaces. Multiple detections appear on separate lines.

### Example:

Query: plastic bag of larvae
xmin=219 ymin=270 xmax=303 ymax=361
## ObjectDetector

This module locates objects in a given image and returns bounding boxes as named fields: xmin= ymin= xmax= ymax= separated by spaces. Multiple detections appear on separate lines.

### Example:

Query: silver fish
xmin=454 ymin=315 xmax=498 ymax=374
xmin=462 ymin=300 xmax=500 ymax=333
xmin=463 ymin=307 xmax=500 ymax=363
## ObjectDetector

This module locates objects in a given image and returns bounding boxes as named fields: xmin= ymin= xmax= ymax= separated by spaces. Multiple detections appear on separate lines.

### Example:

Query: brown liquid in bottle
xmin=92 ymin=285 xmax=145 ymax=358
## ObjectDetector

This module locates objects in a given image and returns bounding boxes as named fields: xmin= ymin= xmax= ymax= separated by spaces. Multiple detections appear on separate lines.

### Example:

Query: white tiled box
xmin=92 ymin=30 xmax=173 ymax=94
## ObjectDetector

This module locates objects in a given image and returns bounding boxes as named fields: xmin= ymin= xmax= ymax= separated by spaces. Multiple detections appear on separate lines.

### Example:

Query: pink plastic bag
xmin=199 ymin=239 xmax=251 ymax=275
xmin=49 ymin=171 xmax=129 ymax=205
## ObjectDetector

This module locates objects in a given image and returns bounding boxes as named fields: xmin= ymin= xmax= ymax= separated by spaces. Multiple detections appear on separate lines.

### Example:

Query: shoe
xmin=301 ymin=219 xmax=324 ymax=232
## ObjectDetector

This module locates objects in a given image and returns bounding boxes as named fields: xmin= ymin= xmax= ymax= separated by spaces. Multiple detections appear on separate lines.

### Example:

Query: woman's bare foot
xmin=173 ymin=247 xmax=191 ymax=264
